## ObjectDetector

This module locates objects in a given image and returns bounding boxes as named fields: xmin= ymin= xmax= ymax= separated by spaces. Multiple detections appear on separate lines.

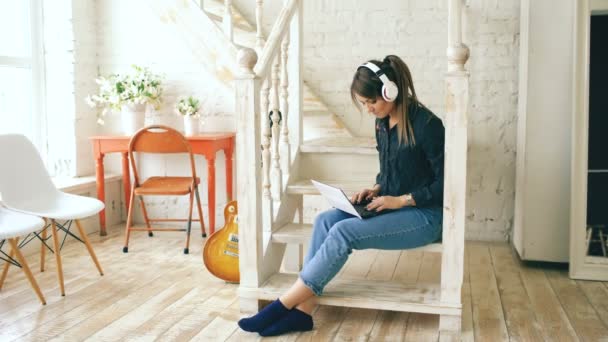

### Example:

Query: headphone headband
xmin=360 ymin=62 xmax=391 ymax=85
xmin=359 ymin=62 xmax=399 ymax=102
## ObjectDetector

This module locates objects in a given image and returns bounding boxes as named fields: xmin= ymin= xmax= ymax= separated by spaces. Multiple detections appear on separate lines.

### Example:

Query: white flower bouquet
xmin=86 ymin=65 xmax=164 ymax=124
xmin=174 ymin=96 xmax=202 ymax=118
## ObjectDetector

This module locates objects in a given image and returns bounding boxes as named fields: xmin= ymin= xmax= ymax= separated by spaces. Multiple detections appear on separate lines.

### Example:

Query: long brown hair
xmin=350 ymin=55 xmax=421 ymax=146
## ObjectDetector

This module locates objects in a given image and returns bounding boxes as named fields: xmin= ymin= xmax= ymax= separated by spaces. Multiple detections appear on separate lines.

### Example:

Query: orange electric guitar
xmin=202 ymin=200 xmax=239 ymax=283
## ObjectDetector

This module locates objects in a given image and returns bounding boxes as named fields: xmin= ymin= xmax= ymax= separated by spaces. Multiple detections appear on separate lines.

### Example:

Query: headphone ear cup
xmin=382 ymin=81 xmax=399 ymax=102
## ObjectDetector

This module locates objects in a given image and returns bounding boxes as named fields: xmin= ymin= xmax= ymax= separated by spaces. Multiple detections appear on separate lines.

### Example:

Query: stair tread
xmin=233 ymin=30 xmax=257 ymax=49
xmin=287 ymin=179 xmax=371 ymax=195
xmin=301 ymin=137 xmax=377 ymax=154
xmin=303 ymin=83 xmax=330 ymax=112
xmin=302 ymin=83 xmax=352 ymax=138
xmin=241 ymin=273 xmax=460 ymax=315
xmin=204 ymin=0 xmax=255 ymax=32
xmin=272 ymin=223 xmax=313 ymax=244
xmin=273 ymin=223 xmax=442 ymax=253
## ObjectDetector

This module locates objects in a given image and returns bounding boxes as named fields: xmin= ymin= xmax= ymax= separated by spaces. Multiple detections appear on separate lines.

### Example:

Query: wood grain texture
xmin=468 ymin=244 xmax=509 ymax=341
xmin=546 ymin=269 xmax=608 ymax=341
xmin=517 ymin=261 xmax=579 ymax=341
xmin=490 ymin=244 xmax=544 ymax=341
xmin=404 ymin=252 xmax=441 ymax=342
xmin=2 ymin=226 xmax=607 ymax=341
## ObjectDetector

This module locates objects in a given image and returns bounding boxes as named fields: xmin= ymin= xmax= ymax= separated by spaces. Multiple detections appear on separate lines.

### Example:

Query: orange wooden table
xmin=90 ymin=133 xmax=235 ymax=236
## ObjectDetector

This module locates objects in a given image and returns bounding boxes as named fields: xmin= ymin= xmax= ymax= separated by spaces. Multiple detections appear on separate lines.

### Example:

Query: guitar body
xmin=203 ymin=200 xmax=239 ymax=283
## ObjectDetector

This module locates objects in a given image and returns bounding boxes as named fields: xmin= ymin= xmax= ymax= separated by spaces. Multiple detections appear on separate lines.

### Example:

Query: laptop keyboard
xmin=352 ymin=198 xmax=393 ymax=219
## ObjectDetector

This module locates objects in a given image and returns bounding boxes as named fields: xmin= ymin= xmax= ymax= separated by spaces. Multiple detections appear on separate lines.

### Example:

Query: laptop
xmin=311 ymin=180 xmax=393 ymax=219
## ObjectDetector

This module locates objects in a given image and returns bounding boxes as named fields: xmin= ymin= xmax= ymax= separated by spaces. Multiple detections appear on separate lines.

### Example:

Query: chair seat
xmin=0 ymin=207 xmax=45 ymax=239
xmin=134 ymin=177 xmax=200 ymax=196
xmin=6 ymin=192 xmax=105 ymax=221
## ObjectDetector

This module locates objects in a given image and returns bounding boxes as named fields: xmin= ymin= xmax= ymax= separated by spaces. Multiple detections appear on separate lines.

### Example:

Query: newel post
xmin=440 ymin=0 xmax=470 ymax=340
xmin=235 ymin=48 xmax=264 ymax=312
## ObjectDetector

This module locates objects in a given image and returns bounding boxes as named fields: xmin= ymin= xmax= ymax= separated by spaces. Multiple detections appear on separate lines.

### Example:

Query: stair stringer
xmin=147 ymin=0 xmax=239 ymax=91
xmin=151 ymin=0 xmax=354 ymax=140
xmin=265 ymin=148 xmax=305 ymax=273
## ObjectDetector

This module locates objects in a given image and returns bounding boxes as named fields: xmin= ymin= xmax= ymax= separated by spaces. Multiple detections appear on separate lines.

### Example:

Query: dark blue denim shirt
xmin=375 ymin=103 xmax=445 ymax=207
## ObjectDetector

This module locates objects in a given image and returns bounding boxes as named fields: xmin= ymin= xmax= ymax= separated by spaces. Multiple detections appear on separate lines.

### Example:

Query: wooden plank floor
xmin=1 ymin=224 xmax=608 ymax=341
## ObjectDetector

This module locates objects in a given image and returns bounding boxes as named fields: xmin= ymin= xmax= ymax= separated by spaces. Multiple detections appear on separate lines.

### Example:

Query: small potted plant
xmin=86 ymin=65 xmax=163 ymax=134
xmin=175 ymin=96 xmax=202 ymax=136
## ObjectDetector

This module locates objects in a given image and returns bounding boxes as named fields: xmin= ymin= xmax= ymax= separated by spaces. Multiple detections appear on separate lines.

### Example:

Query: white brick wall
xmin=91 ymin=0 xmax=236 ymax=231
xmin=463 ymin=0 xmax=520 ymax=241
xmin=234 ymin=0 xmax=520 ymax=241
xmin=71 ymin=0 xmax=520 ymax=240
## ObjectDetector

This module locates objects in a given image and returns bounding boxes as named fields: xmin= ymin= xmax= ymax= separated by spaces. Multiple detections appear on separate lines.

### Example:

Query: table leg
xmin=121 ymin=152 xmax=132 ymax=212
xmin=207 ymin=157 xmax=216 ymax=235
xmin=95 ymin=154 xmax=107 ymax=236
xmin=225 ymin=148 xmax=233 ymax=201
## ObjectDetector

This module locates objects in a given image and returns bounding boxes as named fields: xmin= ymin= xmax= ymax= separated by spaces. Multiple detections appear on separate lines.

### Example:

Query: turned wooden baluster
xmin=279 ymin=32 xmax=291 ymax=180
xmin=223 ymin=0 xmax=234 ymax=43
xmin=255 ymin=0 xmax=264 ymax=52
xmin=256 ymin=0 xmax=270 ymax=202
xmin=270 ymin=55 xmax=282 ymax=200
xmin=261 ymin=74 xmax=274 ymax=232
xmin=261 ymin=74 xmax=272 ymax=201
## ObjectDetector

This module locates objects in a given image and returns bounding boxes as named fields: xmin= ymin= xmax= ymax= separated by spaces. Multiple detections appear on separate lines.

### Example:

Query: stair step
xmin=272 ymin=223 xmax=314 ymax=244
xmin=302 ymin=114 xmax=351 ymax=141
xmin=272 ymin=223 xmax=443 ymax=253
xmin=232 ymin=29 xmax=257 ymax=50
xmin=204 ymin=0 xmax=255 ymax=32
xmin=286 ymin=180 xmax=371 ymax=195
xmin=302 ymin=83 xmax=353 ymax=140
xmin=303 ymin=83 xmax=330 ymax=112
xmin=301 ymin=137 xmax=377 ymax=154
xmin=240 ymin=273 xmax=460 ymax=315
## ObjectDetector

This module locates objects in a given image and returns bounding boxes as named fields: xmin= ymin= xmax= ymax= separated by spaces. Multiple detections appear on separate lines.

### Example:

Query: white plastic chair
xmin=0 ymin=207 xmax=46 ymax=304
xmin=0 ymin=134 xmax=104 ymax=296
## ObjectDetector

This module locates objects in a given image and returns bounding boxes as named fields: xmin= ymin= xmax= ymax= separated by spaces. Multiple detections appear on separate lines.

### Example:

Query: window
xmin=0 ymin=0 xmax=45 ymax=151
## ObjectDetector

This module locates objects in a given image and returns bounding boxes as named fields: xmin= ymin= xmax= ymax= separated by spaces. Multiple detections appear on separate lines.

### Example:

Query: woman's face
xmin=354 ymin=94 xmax=395 ymax=119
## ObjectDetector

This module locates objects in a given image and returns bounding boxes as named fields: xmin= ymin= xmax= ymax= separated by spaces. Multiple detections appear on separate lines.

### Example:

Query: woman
xmin=238 ymin=55 xmax=445 ymax=337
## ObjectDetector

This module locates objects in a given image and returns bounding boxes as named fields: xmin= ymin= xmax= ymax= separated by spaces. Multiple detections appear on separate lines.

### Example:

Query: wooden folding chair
xmin=123 ymin=125 xmax=206 ymax=254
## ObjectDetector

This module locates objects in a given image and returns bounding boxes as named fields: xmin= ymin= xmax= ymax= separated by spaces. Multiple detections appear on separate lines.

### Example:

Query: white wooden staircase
xmin=155 ymin=0 xmax=470 ymax=339
xmin=150 ymin=0 xmax=352 ymax=142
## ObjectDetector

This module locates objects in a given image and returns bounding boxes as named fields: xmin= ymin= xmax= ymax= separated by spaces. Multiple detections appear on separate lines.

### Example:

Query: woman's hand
xmin=365 ymin=196 xmax=406 ymax=212
xmin=350 ymin=188 xmax=379 ymax=204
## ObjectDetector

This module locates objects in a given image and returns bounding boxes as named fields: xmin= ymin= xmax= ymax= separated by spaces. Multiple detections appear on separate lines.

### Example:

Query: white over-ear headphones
xmin=359 ymin=62 xmax=399 ymax=102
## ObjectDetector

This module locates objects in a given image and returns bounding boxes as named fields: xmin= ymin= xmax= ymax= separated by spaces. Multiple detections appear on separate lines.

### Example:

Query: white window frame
xmin=0 ymin=0 xmax=47 ymax=155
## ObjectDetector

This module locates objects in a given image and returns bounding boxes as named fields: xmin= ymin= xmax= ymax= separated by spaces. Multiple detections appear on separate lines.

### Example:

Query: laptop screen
xmin=310 ymin=180 xmax=362 ymax=219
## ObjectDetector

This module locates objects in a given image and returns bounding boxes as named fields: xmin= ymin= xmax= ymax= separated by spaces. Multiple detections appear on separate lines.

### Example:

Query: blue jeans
xmin=299 ymin=206 xmax=442 ymax=295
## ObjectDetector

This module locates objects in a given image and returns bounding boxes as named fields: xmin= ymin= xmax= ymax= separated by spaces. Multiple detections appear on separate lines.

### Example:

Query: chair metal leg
xmin=123 ymin=188 xmax=136 ymax=253
xmin=40 ymin=224 xmax=47 ymax=272
xmin=138 ymin=196 xmax=153 ymax=237
xmin=184 ymin=190 xmax=195 ymax=254
xmin=50 ymin=220 xmax=65 ymax=296
xmin=8 ymin=238 xmax=46 ymax=305
xmin=0 ymin=237 xmax=17 ymax=290
xmin=74 ymin=220 xmax=104 ymax=276
xmin=194 ymin=186 xmax=206 ymax=237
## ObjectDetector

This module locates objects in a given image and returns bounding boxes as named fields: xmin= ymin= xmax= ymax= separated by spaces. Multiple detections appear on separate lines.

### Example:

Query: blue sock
xmin=259 ymin=308 xmax=314 ymax=337
xmin=237 ymin=299 xmax=290 ymax=333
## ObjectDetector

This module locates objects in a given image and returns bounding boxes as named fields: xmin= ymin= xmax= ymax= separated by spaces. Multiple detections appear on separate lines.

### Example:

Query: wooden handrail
xmin=253 ymin=0 xmax=298 ymax=77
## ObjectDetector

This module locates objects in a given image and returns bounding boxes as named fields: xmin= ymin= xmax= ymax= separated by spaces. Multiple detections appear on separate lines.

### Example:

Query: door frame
xmin=570 ymin=0 xmax=608 ymax=280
